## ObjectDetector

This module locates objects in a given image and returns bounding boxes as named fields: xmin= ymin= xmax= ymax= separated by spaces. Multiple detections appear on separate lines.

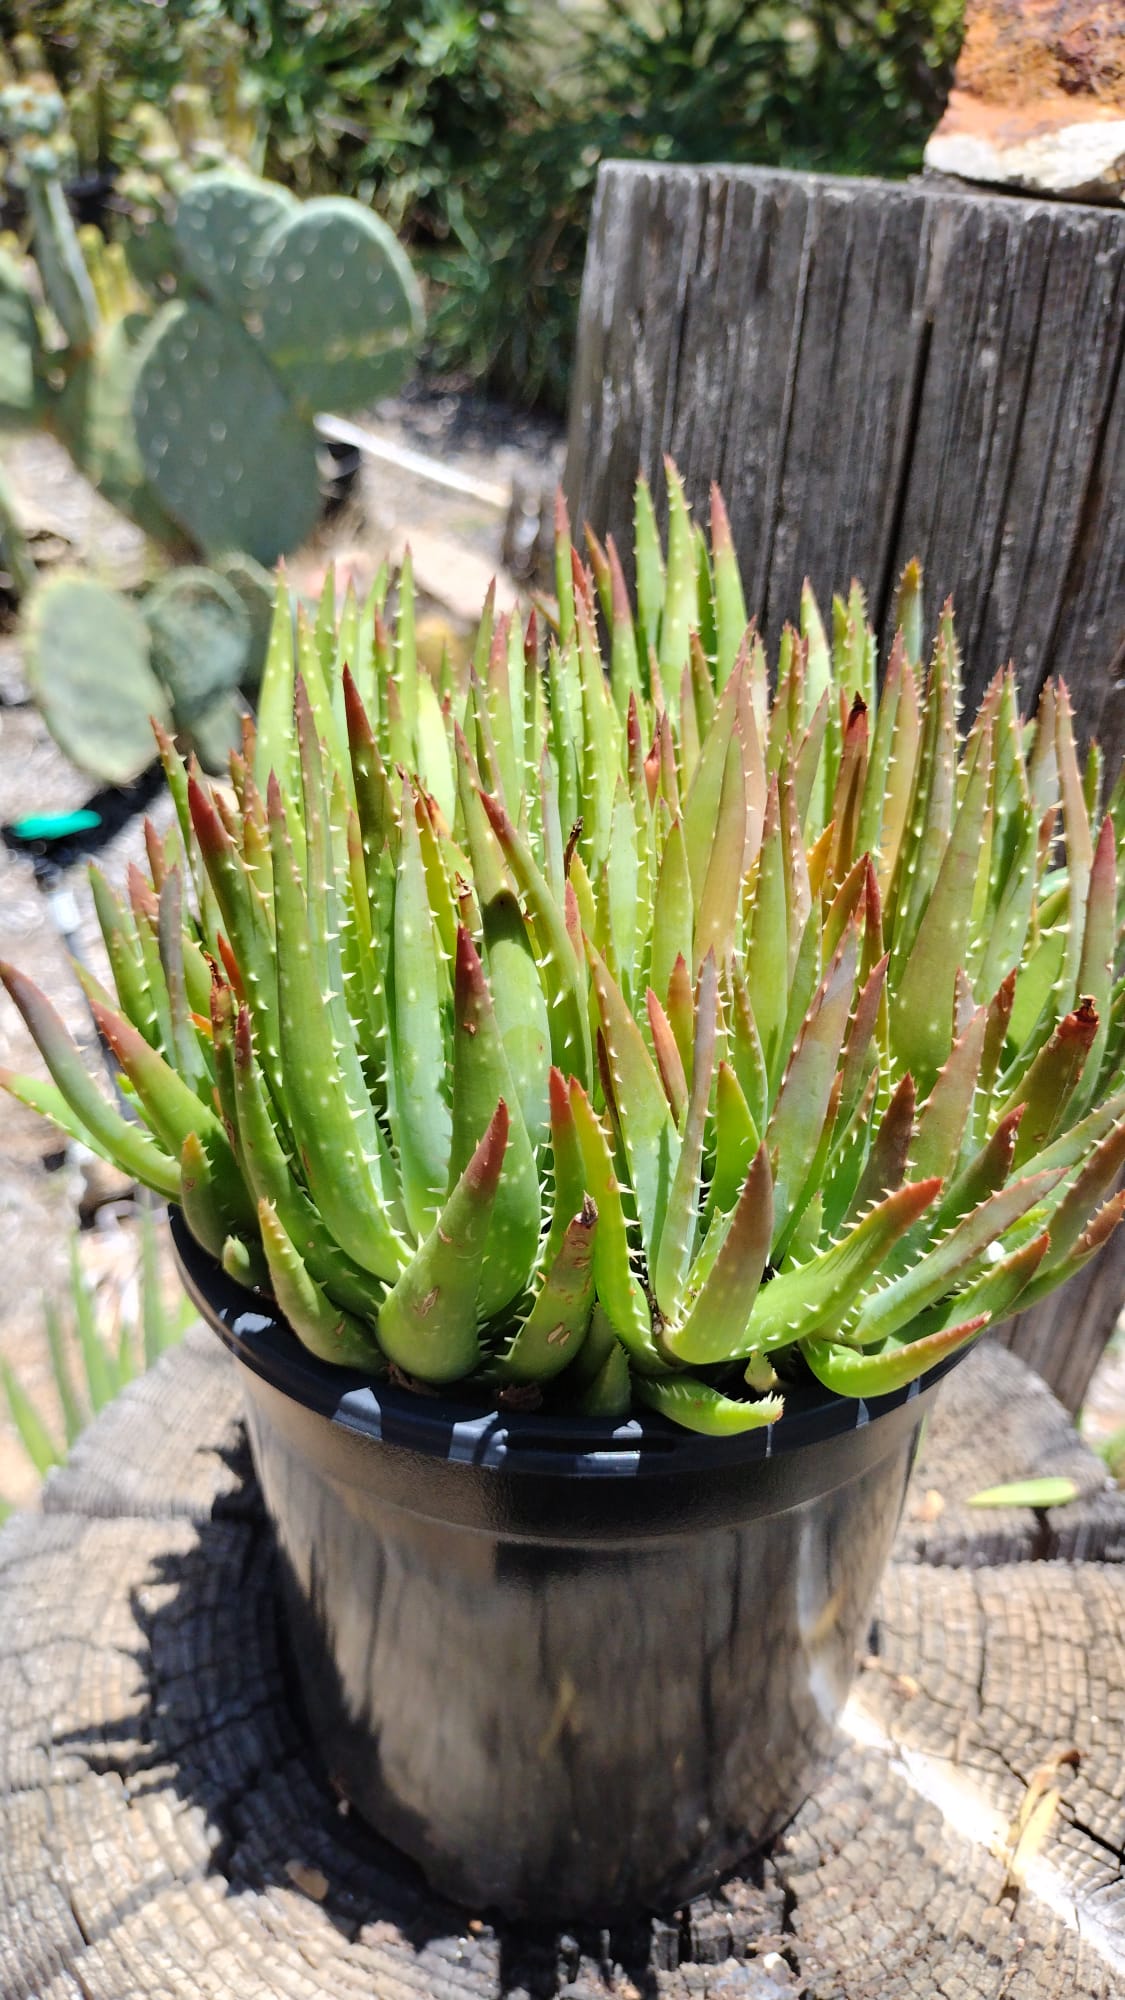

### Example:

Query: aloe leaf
xmin=1056 ymin=679 xmax=1094 ymax=997
xmin=88 ymin=864 xmax=156 ymax=1045
xmin=727 ymin=966 xmax=769 ymax=1135
xmin=604 ymin=787 xmax=641 ymax=1005
xmin=258 ymin=1199 xmax=381 ymax=1368
xmin=68 ymin=1239 xmax=115 ymax=1414
xmin=876 ymin=659 xmax=920 ymax=901
xmin=653 ymin=954 xmax=718 ymax=1318
xmin=663 ymin=1143 xmax=772 ymax=1363
xmin=892 ymin=716 xmax=993 ymax=1085
xmin=178 ymin=1130 xmax=234 ymax=1261
xmin=576 ymin=1338 xmax=633 ymax=1416
xmin=253 ymin=572 xmax=296 ymax=799
xmin=587 ymin=938 xmax=678 ymax=1264
xmin=909 ymin=1229 xmax=1050 ymax=1338
xmin=827 ymin=695 xmax=869 ymax=890
xmin=935 ymin=1105 xmax=1024 ymax=1230
xmin=0 ymin=1017 xmax=180 ymax=1200
xmin=910 ymin=1005 xmax=987 ymax=1184
xmin=157 ymin=867 xmax=208 ymax=1090
xmin=480 ymin=885 xmax=552 ymax=1155
xmin=708 ymin=1061 xmax=759 ymax=1219
xmin=838 ymin=952 xmax=889 ymax=1129
xmin=497 ymin=1197 xmax=597 ymax=1382
xmin=632 ymin=473 xmax=664 ymax=669
xmin=377 ymin=1102 xmax=509 ymax=1381
xmin=852 ymin=1166 xmax=1065 ymax=1347
xmin=1002 ymin=1000 xmax=1100 ymax=1170
xmin=552 ymin=489 xmax=577 ymax=648
xmin=1070 ymin=814 xmax=1117 ymax=1109
xmin=695 ymin=724 xmax=750 ymax=968
xmin=647 ymin=987 xmax=687 ymax=1123
xmin=85 ymin=990 xmax=230 ymax=1181
xmin=745 ymin=777 xmax=788 ymax=1089
xmin=389 ymin=794 xmax=452 ymax=1236
xmin=1015 ymin=1188 xmax=1125 ymax=1310
xmin=977 ymin=799 xmax=1038 ymax=1006
xmin=344 ymin=665 xmax=399 ymax=886
xmin=230 ymin=1006 xmax=381 ymax=1317
xmin=683 ymin=661 xmax=743 ymax=903
xmin=891 ymin=559 xmax=924 ymax=668
xmin=802 ymin=1313 xmax=986 ymax=1398
xmin=710 ymin=486 xmax=748 ymax=691
xmin=2 ymin=1358 xmax=63 ymax=1476
xmin=650 ymin=818 xmax=694 ymax=1009
xmin=779 ymin=766 xmax=812 ymax=976
xmin=658 ymin=457 xmax=694 ymax=689
xmin=188 ymin=772 xmax=280 ymax=1090
xmin=40 ymin=1292 xmax=83 ymax=1447
xmin=1032 ymin=1118 xmax=1125 ymax=1278
xmin=968 ymin=1477 xmax=1080 ymax=1509
xmin=480 ymin=788 xmax=591 ymax=1086
xmin=767 ymin=924 xmax=856 ymax=1247
xmin=451 ymin=928 xmax=540 ymax=1316
xmin=576 ymin=595 xmax=622 ymax=876
xmin=268 ymin=776 xmax=406 ymax=1280
xmin=636 ymin=1376 xmax=783 ymax=1435
xmin=744 ymin=1177 xmax=940 ymax=1354
xmin=568 ymin=1080 xmax=661 ymax=1365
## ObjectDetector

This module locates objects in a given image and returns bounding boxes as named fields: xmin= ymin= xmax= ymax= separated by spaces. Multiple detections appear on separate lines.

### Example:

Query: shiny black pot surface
xmin=172 ymin=1211 xmax=956 ymax=1921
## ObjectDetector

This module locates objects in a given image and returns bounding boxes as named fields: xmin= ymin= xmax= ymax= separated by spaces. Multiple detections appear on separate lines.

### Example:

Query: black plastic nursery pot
xmin=172 ymin=1209 xmax=959 ymax=1922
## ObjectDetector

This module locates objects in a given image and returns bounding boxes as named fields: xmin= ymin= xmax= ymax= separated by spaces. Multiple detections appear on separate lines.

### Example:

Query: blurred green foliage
xmin=3 ymin=0 xmax=965 ymax=410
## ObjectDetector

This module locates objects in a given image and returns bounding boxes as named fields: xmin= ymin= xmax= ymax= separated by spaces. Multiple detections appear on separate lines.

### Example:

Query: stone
xmin=925 ymin=0 xmax=1125 ymax=203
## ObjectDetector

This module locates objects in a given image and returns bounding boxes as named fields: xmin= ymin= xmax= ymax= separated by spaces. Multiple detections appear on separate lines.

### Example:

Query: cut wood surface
xmin=2 ymin=1327 xmax=1125 ymax=1998
xmin=564 ymin=161 xmax=1125 ymax=1413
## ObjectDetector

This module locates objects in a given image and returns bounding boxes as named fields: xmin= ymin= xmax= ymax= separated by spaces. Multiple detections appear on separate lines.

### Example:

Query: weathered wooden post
xmin=564 ymin=23 xmax=1125 ymax=1410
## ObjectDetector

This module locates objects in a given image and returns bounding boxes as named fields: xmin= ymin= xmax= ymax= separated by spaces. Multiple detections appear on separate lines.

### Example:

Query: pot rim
xmin=171 ymin=1207 xmax=965 ymax=1481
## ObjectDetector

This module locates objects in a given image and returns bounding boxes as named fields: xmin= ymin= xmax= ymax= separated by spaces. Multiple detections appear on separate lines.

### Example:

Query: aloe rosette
xmin=4 ymin=470 xmax=1125 ymax=1434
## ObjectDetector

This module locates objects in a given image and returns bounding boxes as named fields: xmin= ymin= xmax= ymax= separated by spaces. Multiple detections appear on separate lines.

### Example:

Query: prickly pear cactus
xmin=210 ymin=551 xmax=274 ymax=690
xmin=142 ymin=566 xmax=251 ymax=729
xmin=0 ymin=250 xmax=42 ymax=430
xmin=131 ymin=302 xmax=322 ymax=564
xmin=253 ymin=198 xmax=424 ymax=413
xmin=172 ymin=172 xmax=297 ymax=318
xmin=0 ymin=78 xmax=97 ymax=348
xmin=25 ymin=573 xmax=172 ymax=786
xmin=52 ymin=315 xmax=189 ymax=549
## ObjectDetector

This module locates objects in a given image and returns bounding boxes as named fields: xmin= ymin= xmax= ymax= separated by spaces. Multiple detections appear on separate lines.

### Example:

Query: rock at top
xmin=925 ymin=0 xmax=1125 ymax=203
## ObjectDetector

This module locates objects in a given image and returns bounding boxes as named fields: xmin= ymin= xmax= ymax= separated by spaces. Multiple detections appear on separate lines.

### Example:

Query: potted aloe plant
xmin=4 ymin=467 xmax=1124 ymax=1921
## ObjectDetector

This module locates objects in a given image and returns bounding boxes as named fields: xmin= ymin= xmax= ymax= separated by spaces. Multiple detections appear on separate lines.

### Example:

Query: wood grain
xmin=565 ymin=163 xmax=1125 ymax=759
xmin=1 ymin=1333 xmax=1124 ymax=1996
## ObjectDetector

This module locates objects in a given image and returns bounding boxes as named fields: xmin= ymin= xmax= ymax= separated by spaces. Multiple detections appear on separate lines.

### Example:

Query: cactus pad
xmin=53 ymin=316 xmax=187 ymax=550
xmin=0 ymin=250 xmax=41 ymax=429
xmin=132 ymin=301 xmax=321 ymax=564
xmin=211 ymin=552 xmax=274 ymax=691
xmin=252 ymin=198 xmax=424 ymax=413
xmin=25 ymin=572 xmax=171 ymax=786
xmin=185 ymin=689 xmax=247 ymax=774
xmin=142 ymin=567 xmax=252 ymax=729
xmin=173 ymin=171 xmax=298 ymax=318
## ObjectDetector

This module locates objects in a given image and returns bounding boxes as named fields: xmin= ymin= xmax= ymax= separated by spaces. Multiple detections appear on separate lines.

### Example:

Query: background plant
xmin=5 ymin=1 xmax=965 ymax=410
xmin=0 ymin=1210 xmax=192 ymax=1518
xmin=0 ymin=77 xmax=423 ymax=782
xmin=3 ymin=466 xmax=1124 ymax=1434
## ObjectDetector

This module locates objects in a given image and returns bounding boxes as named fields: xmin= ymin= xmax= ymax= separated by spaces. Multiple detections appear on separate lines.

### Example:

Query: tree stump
xmin=563 ymin=161 xmax=1125 ymax=1410
xmin=2 ymin=1326 xmax=1125 ymax=1998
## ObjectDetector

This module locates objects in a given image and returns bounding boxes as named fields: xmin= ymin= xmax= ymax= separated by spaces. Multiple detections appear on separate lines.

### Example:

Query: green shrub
xmin=6 ymin=1 xmax=966 ymax=409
